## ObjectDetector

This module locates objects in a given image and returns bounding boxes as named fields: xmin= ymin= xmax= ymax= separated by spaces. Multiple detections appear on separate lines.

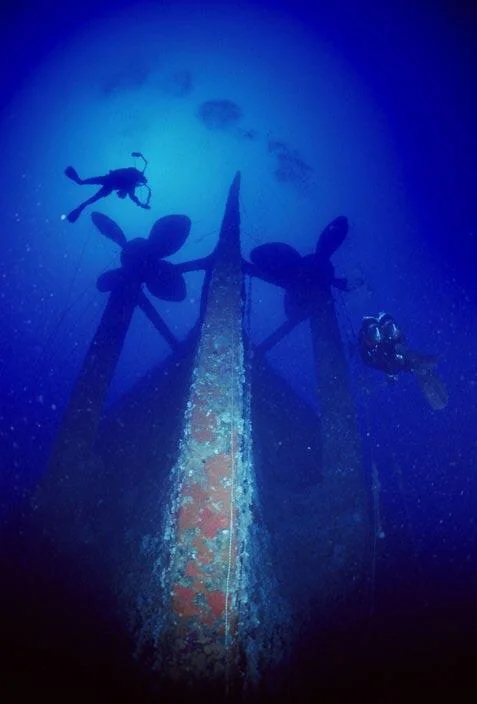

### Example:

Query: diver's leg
xmin=64 ymin=167 xmax=107 ymax=186
xmin=80 ymin=175 xmax=108 ymax=186
xmin=66 ymin=187 xmax=112 ymax=222
xmin=405 ymin=350 xmax=438 ymax=371
xmin=414 ymin=368 xmax=448 ymax=410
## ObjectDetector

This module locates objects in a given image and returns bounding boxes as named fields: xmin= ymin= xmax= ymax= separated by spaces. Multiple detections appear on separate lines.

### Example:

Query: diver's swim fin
xmin=64 ymin=166 xmax=82 ymax=183
xmin=67 ymin=207 xmax=82 ymax=223
xmin=414 ymin=369 xmax=448 ymax=410
xmin=405 ymin=349 xmax=438 ymax=371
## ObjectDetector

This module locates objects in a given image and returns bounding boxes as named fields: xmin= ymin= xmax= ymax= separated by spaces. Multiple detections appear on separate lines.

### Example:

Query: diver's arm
xmin=129 ymin=191 xmax=151 ymax=209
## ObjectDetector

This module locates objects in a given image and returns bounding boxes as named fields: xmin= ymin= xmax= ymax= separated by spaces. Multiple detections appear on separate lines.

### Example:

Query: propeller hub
xmin=92 ymin=212 xmax=191 ymax=301
xmin=120 ymin=238 xmax=149 ymax=278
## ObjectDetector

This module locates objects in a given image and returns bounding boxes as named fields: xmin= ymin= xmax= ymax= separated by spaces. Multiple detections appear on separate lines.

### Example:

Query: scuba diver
xmin=358 ymin=312 xmax=448 ymax=410
xmin=64 ymin=152 xmax=151 ymax=223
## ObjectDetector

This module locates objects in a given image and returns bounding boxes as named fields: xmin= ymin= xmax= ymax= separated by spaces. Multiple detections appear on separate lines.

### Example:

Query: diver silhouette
xmin=358 ymin=312 xmax=448 ymax=410
xmin=64 ymin=152 xmax=151 ymax=223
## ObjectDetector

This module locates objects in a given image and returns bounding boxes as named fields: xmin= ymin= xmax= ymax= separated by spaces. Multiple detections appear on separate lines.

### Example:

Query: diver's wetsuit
xmin=358 ymin=312 xmax=447 ymax=409
xmin=359 ymin=313 xmax=436 ymax=377
xmin=65 ymin=165 xmax=150 ymax=222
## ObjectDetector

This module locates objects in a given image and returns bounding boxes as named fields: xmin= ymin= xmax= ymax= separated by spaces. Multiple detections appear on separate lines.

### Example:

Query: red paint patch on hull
xmin=206 ymin=590 xmax=226 ymax=619
xmin=200 ymin=506 xmax=229 ymax=539
xmin=172 ymin=584 xmax=201 ymax=618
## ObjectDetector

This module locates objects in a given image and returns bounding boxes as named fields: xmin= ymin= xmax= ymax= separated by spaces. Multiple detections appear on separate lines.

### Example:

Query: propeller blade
xmin=148 ymin=215 xmax=191 ymax=258
xmin=300 ymin=253 xmax=335 ymax=289
xmin=250 ymin=242 xmax=302 ymax=288
xmin=315 ymin=216 xmax=348 ymax=259
xmin=145 ymin=259 xmax=187 ymax=301
xmin=91 ymin=212 xmax=128 ymax=248
xmin=96 ymin=268 xmax=125 ymax=292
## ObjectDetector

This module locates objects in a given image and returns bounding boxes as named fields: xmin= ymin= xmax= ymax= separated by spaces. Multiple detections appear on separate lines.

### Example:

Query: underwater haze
xmin=1 ymin=0 xmax=412 ymax=497
xmin=1 ymin=0 xmax=477 ymax=698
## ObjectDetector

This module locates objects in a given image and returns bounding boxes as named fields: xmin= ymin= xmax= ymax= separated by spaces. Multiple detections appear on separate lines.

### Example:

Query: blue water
xmin=1 ymin=0 xmax=476 ymax=697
